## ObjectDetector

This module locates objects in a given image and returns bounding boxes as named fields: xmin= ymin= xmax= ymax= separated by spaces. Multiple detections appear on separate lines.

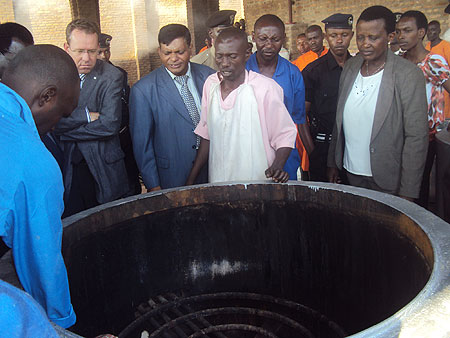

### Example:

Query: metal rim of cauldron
xmin=60 ymin=181 xmax=450 ymax=338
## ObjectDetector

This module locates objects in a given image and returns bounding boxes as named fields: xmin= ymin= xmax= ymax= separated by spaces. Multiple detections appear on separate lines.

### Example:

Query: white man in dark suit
xmin=55 ymin=19 xmax=129 ymax=216
xmin=130 ymin=24 xmax=215 ymax=191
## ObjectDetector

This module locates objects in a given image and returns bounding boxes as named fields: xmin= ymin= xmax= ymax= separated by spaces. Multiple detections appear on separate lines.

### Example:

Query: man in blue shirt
xmin=0 ymin=45 xmax=80 ymax=328
xmin=246 ymin=14 xmax=313 ymax=180
xmin=0 ymin=279 xmax=59 ymax=337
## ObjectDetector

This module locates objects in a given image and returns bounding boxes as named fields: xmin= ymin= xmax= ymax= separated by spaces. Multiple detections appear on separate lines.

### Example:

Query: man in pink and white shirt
xmin=186 ymin=27 xmax=297 ymax=184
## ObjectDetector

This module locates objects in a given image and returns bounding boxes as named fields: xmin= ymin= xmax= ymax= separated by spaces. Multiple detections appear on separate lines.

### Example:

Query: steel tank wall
xmin=56 ymin=182 xmax=449 ymax=337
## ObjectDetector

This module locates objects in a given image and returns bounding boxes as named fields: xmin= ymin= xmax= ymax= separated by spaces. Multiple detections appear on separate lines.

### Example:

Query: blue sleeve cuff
xmin=49 ymin=305 xmax=76 ymax=329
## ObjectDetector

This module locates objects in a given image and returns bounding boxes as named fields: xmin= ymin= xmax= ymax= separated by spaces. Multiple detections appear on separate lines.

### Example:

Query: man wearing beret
xmin=191 ymin=9 xmax=236 ymax=70
xmin=302 ymin=13 xmax=354 ymax=182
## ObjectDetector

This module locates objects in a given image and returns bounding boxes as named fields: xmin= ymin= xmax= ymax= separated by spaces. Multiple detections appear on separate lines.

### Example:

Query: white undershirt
xmin=343 ymin=70 xmax=384 ymax=176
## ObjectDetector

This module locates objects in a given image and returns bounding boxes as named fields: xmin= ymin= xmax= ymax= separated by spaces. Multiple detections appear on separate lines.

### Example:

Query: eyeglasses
xmin=68 ymin=47 xmax=98 ymax=56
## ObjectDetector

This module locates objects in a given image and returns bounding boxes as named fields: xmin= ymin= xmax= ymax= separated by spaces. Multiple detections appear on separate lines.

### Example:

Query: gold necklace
xmin=365 ymin=61 xmax=386 ymax=76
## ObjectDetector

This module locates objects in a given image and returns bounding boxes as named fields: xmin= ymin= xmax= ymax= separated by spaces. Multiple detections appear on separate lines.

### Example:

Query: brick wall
xmin=9 ymin=0 xmax=72 ymax=49
xmin=0 ymin=0 xmax=14 ymax=23
xmin=71 ymin=0 xmax=100 ymax=26
xmin=220 ymin=0 xmax=244 ymax=21
xmin=99 ymin=0 xmax=151 ymax=85
xmin=243 ymin=0 xmax=289 ymax=35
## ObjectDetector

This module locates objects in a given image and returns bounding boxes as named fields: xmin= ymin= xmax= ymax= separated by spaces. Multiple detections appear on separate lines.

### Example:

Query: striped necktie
xmin=79 ymin=74 xmax=86 ymax=89
xmin=174 ymin=75 xmax=200 ymax=147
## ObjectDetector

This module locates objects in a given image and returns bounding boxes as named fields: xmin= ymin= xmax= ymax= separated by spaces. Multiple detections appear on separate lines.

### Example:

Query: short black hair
xmin=358 ymin=6 xmax=396 ymax=34
xmin=254 ymin=14 xmax=285 ymax=34
xmin=215 ymin=27 xmax=249 ymax=49
xmin=428 ymin=20 xmax=440 ymax=28
xmin=401 ymin=11 xmax=428 ymax=36
xmin=306 ymin=25 xmax=323 ymax=35
xmin=0 ymin=22 xmax=34 ymax=54
xmin=158 ymin=24 xmax=191 ymax=46
xmin=297 ymin=33 xmax=306 ymax=39
xmin=3 ymin=44 xmax=79 ymax=89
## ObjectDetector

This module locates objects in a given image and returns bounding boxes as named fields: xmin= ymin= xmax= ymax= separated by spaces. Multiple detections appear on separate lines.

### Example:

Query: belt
xmin=315 ymin=132 xmax=332 ymax=143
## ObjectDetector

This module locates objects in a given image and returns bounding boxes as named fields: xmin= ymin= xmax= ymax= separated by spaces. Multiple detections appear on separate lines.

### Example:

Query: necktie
xmin=79 ymin=73 xmax=86 ymax=89
xmin=174 ymin=75 xmax=200 ymax=148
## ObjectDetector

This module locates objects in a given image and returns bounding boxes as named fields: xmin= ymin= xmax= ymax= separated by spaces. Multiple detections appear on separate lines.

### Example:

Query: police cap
xmin=205 ymin=10 xmax=236 ymax=28
xmin=321 ymin=13 xmax=353 ymax=29
xmin=394 ymin=12 xmax=402 ymax=23
xmin=99 ymin=33 xmax=112 ymax=48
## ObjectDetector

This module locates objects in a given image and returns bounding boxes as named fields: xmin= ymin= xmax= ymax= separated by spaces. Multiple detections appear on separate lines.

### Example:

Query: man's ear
xmin=418 ymin=28 xmax=426 ymax=40
xmin=388 ymin=32 xmax=395 ymax=43
xmin=245 ymin=45 xmax=252 ymax=61
xmin=38 ymin=86 xmax=57 ymax=107
xmin=63 ymin=42 xmax=70 ymax=53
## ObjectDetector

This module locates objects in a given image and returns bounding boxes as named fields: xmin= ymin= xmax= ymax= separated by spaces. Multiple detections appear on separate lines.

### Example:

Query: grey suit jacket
xmin=328 ymin=50 xmax=428 ymax=198
xmin=55 ymin=60 xmax=129 ymax=203
xmin=130 ymin=63 xmax=215 ymax=189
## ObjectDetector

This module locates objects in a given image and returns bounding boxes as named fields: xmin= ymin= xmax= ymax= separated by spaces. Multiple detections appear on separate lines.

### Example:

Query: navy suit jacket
xmin=130 ymin=63 xmax=215 ymax=189
xmin=55 ymin=60 xmax=129 ymax=203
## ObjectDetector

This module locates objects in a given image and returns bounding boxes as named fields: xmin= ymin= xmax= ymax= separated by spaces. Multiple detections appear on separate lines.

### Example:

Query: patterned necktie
xmin=79 ymin=73 xmax=86 ymax=89
xmin=174 ymin=75 xmax=200 ymax=147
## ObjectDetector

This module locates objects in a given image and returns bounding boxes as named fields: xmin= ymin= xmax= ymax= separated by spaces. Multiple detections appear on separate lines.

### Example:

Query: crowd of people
xmin=0 ymin=3 xmax=449 ymax=336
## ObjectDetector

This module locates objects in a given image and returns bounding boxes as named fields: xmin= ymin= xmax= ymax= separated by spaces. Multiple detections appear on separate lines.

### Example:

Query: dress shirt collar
xmin=247 ymin=53 xmax=287 ymax=77
xmin=165 ymin=62 xmax=192 ymax=80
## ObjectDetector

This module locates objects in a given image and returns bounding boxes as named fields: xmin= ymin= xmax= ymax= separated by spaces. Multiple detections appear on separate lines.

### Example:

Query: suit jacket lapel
xmin=79 ymin=62 xmax=100 ymax=108
xmin=371 ymin=50 xmax=395 ymax=142
xmin=157 ymin=66 xmax=193 ymax=125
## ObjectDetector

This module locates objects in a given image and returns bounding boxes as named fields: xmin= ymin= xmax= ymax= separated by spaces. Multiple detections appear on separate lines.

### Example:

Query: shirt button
xmin=370 ymin=147 xmax=375 ymax=153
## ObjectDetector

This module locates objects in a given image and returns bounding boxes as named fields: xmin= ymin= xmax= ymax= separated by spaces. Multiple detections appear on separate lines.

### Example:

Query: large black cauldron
xmin=2 ymin=182 xmax=449 ymax=337
xmin=57 ymin=182 xmax=450 ymax=338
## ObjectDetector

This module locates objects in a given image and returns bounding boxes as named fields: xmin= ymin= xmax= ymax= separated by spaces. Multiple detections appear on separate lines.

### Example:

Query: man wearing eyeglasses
xmin=56 ymin=19 xmax=129 ymax=216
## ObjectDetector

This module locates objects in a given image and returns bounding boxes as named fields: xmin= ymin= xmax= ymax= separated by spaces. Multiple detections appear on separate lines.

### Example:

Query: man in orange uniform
xmin=426 ymin=20 xmax=450 ymax=118
xmin=292 ymin=25 xmax=328 ymax=177
xmin=292 ymin=25 xmax=328 ymax=71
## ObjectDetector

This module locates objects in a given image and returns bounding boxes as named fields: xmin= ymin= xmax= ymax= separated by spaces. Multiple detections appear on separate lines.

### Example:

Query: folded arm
xmin=55 ymin=72 xmax=123 ymax=141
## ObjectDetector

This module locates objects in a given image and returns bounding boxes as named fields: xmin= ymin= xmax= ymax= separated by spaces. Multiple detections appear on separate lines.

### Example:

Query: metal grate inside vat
xmin=119 ymin=292 xmax=346 ymax=338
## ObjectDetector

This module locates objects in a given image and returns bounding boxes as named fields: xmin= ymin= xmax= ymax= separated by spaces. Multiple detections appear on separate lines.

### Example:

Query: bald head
xmin=2 ymin=45 xmax=80 ymax=135
xmin=3 ymin=44 xmax=78 ymax=90
xmin=254 ymin=14 xmax=285 ymax=34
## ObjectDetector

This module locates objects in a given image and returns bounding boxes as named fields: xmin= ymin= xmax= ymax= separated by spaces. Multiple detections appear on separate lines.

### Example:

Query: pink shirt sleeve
xmin=257 ymin=78 xmax=297 ymax=151
xmin=194 ymin=73 xmax=219 ymax=140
